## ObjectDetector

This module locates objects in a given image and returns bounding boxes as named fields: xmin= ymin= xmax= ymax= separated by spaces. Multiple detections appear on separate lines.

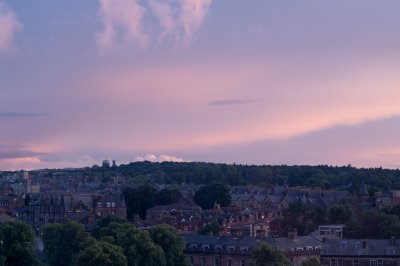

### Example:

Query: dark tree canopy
xmin=156 ymin=188 xmax=183 ymax=205
xmin=328 ymin=204 xmax=353 ymax=224
xmin=194 ymin=183 xmax=231 ymax=209
xmin=72 ymin=237 xmax=127 ymax=266
xmin=149 ymin=224 xmax=189 ymax=266
xmin=94 ymin=222 xmax=166 ymax=266
xmin=0 ymin=221 xmax=37 ymax=266
xmin=251 ymin=242 xmax=291 ymax=266
xmin=198 ymin=221 xmax=221 ymax=236
xmin=123 ymin=186 xmax=182 ymax=219
xmin=42 ymin=221 xmax=88 ymax=266
xmin=301 ymin=258 xmax=321 ymax=266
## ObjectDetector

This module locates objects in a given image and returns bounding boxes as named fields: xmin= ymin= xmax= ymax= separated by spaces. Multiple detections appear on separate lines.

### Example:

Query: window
xmin=202 ymin=245 xmax=210 ymax=251
xmin=226 ymin=259 xmax=232 ymax=266
xmin=111 ymin=202 xmax=115 ymax=207
xmin=240 ymin=246 xmax=249 ymax=253
xmin=241 ymin=260 xmax=246 ymax=266
xmin=227 ymin=246 xmax=235 ymax=252
xmin=352 ymin=259 xmax=359 ymax=266
xmin=97 ymin=202 xmax=102 ymax=207
xmin=377 ymin=260 xmax=383 ymax=266
xmin=370 ymin=260 xmax=377 ymax=266
xmin=107 ymin=202 xmax=111 ymax=207
xmin=190 ymin=244 xmax=197 ymax=250
xmin=214 ymin=257 xmax=220 ymax=266
xmin=214 ymin=245 xmax=222 ymax=252
xmin=201 ymin=257 xmax=206 ymax=266
xmin=189 ymin=257 xmax=194 ymax=266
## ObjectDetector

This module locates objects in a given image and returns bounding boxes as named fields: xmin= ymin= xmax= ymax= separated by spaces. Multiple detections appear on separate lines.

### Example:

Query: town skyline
xmin=2 ymin=0 xmax=400 ymax=170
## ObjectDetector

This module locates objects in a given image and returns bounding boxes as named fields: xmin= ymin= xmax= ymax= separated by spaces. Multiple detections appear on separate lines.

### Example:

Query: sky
xmin=1 ymin=0 xmax=400 ymax=170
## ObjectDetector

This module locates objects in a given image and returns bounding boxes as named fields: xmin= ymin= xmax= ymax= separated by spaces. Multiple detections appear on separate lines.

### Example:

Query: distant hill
xmin=6 ymin=161 xmax=398 ymax=192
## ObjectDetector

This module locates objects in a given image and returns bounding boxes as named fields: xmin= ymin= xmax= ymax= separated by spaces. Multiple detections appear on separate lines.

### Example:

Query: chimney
xmin=391 ymin=237 xmax=397 ymax=247
xmin=288 ymin=228 xmax=298 ymax=240
xmin=362 ymin=240 xmax=367 ymax=249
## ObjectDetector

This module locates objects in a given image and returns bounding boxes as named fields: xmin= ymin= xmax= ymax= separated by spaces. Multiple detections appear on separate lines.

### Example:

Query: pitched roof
xmin=273 ymin=236 xmax=322 ymax=250
xmin=322 ymin=239 xmax=400 ymax=256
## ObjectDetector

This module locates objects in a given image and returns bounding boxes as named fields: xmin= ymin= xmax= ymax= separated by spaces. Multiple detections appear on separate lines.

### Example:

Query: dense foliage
xmin=123 ymin=185 xmax=182 ymax=219
xmin=0 ymin=221 xmax=37 ymax=266
xmin=74 ymin=161 xmax=400 ymax=191
xmin=197 ymin=221 xmax=221 ymax=236
xmin=301 ymin=258 xmax=321 ymax=266
xmin=41 ymin=218 xmax=188 ymax=266
xmin=251 ymin=241 xmax=291 ymax=266
xmin=148 ymin=224 xmax=189 ymax=266
xmin=194 ymin=183 xmax=231 ymax=209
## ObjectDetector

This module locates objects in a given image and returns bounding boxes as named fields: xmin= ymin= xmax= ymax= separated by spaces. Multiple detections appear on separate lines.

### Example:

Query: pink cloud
xmin=0 ymin=2 xmax=23 ymax=55
xmin=135 ymin=153 xmax=185 ymax=162
xmin=96 ymin=0 xmax=213 ymax=51
xmin=179 ymin=0 xmax=212 ymax=46
xmin=96 ymin=0 xmax=148 ymax=52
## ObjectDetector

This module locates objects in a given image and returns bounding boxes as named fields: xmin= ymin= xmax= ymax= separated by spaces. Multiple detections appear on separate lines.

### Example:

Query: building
xmin=317 ymin=225 xmax=344 ymax=239
xmin=321 ymin=238 xmax=400 ymax=266
xmin=182 ymin=234 xmax=259 ymax=266
xmin=24 ymin=193 xmax=126 ymax=230
xmin=272 ymin=229 xmax=322 ymax=266
xmin=102 ymin=160 xmax=111 ymax=168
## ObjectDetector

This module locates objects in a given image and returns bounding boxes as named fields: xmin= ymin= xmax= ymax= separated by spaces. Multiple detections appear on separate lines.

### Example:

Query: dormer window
xmin=202 ymin=245 xmax=210 ymax=251
xmin=227 ymin=246 xmax=235 ymax=252
xmin=107 ymin=202 xmax=111 ymax=207
xmin=190 ymin=244 xmax=197 ymax=250
xmin=97 ymin=202 xmax=102 ymax=208
xmin=214 ymin=245 xmax=222 ymax=252
xmin=240 ymin=247 xmax=249 ymax=253
xmin=111 ymin=202 xmax=115 ymax=207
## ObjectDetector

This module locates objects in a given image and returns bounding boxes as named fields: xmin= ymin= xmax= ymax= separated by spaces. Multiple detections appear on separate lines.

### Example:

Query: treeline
xmin=0 ymin=219 xmax=318 ymax=266
xmin=75 ymin=161 xmax=400 ymax=191
xmin=12 ymin=162 xmax=400 ymax=191
xmin=1 ymin=217 xmax=189 ymax=266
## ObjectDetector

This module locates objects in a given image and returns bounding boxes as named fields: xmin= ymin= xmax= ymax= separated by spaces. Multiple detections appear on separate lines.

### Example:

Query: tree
xmin=156 ymin=188 xmax=182 ymax=205
xmin=42 ymin=221 xmax=88 ymax=266
xmin=149 ymin=224 xmax=189 ymax=266
xmin=0 ymin=221 xmax=37 ymax=266
xmin=328 ymin=204 xmax=353 ymax=224
xmin=194 ymin=183 xmax=231 ymax=209
xmin=72 ymin=237 xmax=127 ymax=266
xmin=301 ymin=258 xmax=321 ymax=266
xmin=94 ymin=222 xmax=166 ymax=266
xmin=282 ymin=202 xmax=316 ymax=235
xmin=198 ymin=221 xmax=220 ymax=236
xmin=251 ymin=242 xmax=290 ymax=266
xmin=123 ymin=185 xmax=157 ymax=219
xmin=97 ymin=215 xmax=129 ymax=228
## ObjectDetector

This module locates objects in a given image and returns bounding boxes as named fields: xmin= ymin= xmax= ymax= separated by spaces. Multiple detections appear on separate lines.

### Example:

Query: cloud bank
xmin=0 ymin=1 xmax=22 ymax=55
xmin=96 ymin=0 xmax=212 ymax=51
xmin=135 ymin=154 xmax=185 ymax=162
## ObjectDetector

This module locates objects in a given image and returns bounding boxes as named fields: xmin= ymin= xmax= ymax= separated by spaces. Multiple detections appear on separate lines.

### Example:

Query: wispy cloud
xmin=96 ymin=0 xmax=213 ymax=52
xmin=208 ymin=100 xmax=257 ymax=106
xmin=177 ymin=0 xmax=212 ymax=47
xmin=96 ymin=0 xmax=148 ymax=52
xmin=0 ymin=1 xmax=23 ymax=55
xmin=0 ymin=112 xmax=46 ymax=118
xmin=0 ymin=144 xmax=45 ymax=160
